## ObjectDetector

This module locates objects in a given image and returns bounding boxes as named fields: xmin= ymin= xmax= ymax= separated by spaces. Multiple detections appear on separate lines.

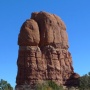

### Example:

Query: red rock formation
xmin=16 ymin=11 xmax=80 ymax=89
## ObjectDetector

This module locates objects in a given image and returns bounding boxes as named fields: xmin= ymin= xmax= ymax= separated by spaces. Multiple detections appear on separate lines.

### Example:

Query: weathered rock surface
xmin=18 ymin=19 xmax=40 ymax=46
xmin=16 ymin=11 xmax=80 ymax=89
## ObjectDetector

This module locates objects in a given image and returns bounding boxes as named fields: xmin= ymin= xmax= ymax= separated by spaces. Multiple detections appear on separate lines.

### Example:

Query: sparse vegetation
xmin=78 ymin=72 xmax=90 ymax=90
xmin=35 ymin=80 xmax=64 ymax=90
xmin=2 ymin=73 xmax=90 ymax=90
xmin=0 ymin=79 xmax=13 ymax=90
xmin=65 ymin=72 xmax=90 ymax=90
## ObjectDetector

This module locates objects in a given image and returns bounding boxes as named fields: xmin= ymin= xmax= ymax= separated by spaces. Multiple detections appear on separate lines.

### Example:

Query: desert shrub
xmin=47 ymin=80 xmax=63 ymax=90
xmin=79 ymin=72 xmax=90 ymax=90
xmin=0 ymin=79 xmax=13 ymax=90
xmin=35 ymin=80 xmax=64 ymax=90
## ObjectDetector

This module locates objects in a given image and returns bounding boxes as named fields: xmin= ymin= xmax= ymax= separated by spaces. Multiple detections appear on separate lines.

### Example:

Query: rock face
xmin=16 ymin=11 xmax=80 ymax=89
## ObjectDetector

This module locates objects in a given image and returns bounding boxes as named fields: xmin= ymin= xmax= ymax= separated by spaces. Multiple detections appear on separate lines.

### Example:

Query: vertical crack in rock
xmin=16 ymin=11 xmax=80 ymax=89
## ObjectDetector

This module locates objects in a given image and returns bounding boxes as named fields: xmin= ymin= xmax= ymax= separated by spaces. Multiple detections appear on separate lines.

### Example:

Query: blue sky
xmin=0 ymin=0 xmax=90 ymax=87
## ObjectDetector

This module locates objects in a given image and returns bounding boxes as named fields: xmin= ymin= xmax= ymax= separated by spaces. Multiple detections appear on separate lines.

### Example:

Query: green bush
xmin=0 ymin=79 xmax=13 ymax=90
xmin=79 ymin=72 xmax=90 ymax=90
xmin=35 ymin=80 xmax=64 ymax=90
xmin=47 ymin=80 xmax=63 ymax=90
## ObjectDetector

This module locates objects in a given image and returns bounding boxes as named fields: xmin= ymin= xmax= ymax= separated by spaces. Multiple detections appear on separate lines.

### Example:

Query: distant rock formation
xmin=16 ymin=11 xmax=80 ymax=89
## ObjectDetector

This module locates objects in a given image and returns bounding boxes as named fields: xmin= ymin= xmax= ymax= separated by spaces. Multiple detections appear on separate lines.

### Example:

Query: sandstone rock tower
xmin=16 ymin=12 xmax=79 ymax=89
